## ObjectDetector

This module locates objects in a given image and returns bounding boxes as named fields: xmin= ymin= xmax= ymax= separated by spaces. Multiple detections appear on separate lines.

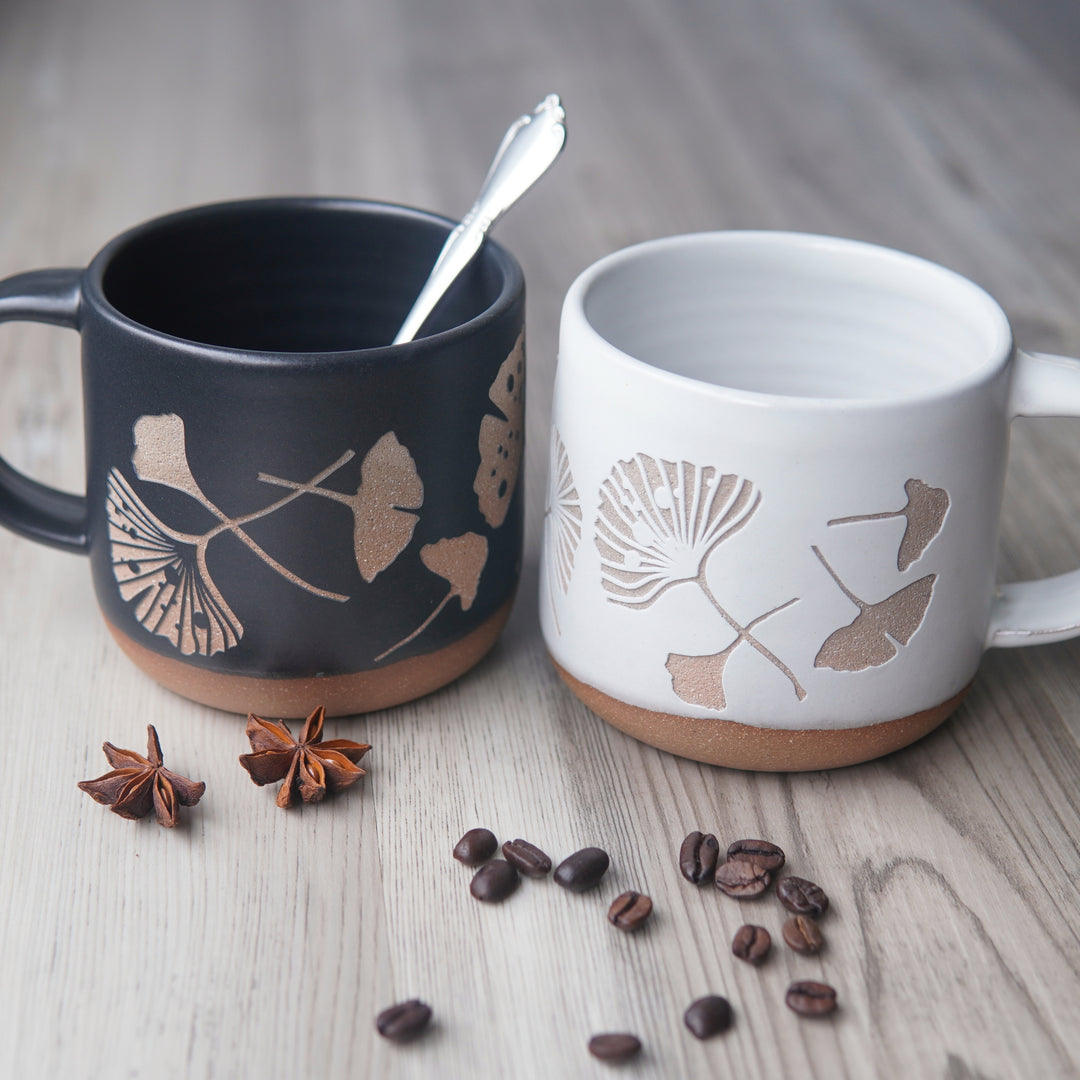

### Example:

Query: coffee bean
xmin=715 ymin=857 xmax=772 ymax=898
xmin=453 ymin=827 xmax=498 ymax=866
xmin=608 ymin=890 xmax=653 ymax=932
xmin=679 ymin=831 xmax=720 ymax=884
xmin=683 ymin=995 xmax=733 ymax=1039
xmin=782 ymin=914 xmax=824 ymax=955
xmin=375 ymin=999 xmax=432 ymax=1042
xmin=726 ymin=838 xmax=785 ymax=871
xmin=777 ymin=876 xmax=829 ymax=917
xmin=785 ymin=980 xmax=838 ymax=1017
xmin=470 ymin=859 xmax=519 ymax=902
xmin=554 ymin=847 xmax=610 ymax=893
xmin=502 ymin=838 xmax=552 ymax=878
xmin=731 ymin=924 xmax=771 ymax=965
xmin=588 ymin=1033 xmax=642 ymax=1063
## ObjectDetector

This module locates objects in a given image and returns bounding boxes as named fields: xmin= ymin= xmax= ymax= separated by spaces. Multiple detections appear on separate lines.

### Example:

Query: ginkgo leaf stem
xmin=546 ymin=574 xmax=562 ymax=636
xmin=195 ymin=451 xmax=357 ymax=602
xmin=696 ymin=578 xmax=806 ymax=700
xmin=811 ymin=545 xmax=867 ymax=612
xmin=374 ymin=591 xmax=452 ymax=663
xmin=137 ymin=451 xmax=355 ymax=602
xmin=827 ymin=510 xmax=901 ymax=526
xmin=257 ymin=470 xmax=354 ymax=505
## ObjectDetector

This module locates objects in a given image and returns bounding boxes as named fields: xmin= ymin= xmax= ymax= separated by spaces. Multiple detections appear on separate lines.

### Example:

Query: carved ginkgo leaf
xmin=419 ymin=532 xmax=488 ymax=611
xmin=666 ymin=649 xmax=734 ymax=711
xmin=595 ymin=455 xmax=760 ymax=608
xmin=828 ymin=478 xmax=950 ymax=571
xmin=474 ymin=333 xmax=525 ymax=528
xmin=545 ymin=430 xmax=582 ymax=595
xmin=814 ymin=611 xmax=900 ymax=671
xmin=131 ymin=413 xmax=209 ymax=504
xmin=107 ymin=468 xmax=242 ymax=656
xmin=895 ymin=479 xmax=950 ymax=571
xmin=255 ymin=433 xmax=422 ymax=585
xmin=373 ymin=532 xmax=490 ymax=663
xmin=813 ymin=545 xmax=936 ymax=673
xmin=352 ymin=432 xmax=425 ymax=583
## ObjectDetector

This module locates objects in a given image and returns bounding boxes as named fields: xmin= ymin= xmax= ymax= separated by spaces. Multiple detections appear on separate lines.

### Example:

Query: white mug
xmin=541 ymin=231 xmax=1080 ymax=770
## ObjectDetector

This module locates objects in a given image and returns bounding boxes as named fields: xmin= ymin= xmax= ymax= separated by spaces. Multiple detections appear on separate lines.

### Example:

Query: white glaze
xmin=541 ymin=231 xmax=1080 ymax=731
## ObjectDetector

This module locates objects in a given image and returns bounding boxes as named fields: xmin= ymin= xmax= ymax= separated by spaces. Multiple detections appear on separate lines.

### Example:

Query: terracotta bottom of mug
xmin=552 ymin=659 xmax=970 ymax=771
xmin=105 ymin=598 xmax=514 ymax=718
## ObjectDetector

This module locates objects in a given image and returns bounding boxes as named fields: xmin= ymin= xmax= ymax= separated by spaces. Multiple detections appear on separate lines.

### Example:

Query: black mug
xmin=0 ymin=198 xmax=525 ymax=716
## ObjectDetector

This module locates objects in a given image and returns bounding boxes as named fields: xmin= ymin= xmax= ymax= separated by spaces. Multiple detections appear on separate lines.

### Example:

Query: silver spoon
xmin=392 ymin=93 xmax=567 ymax=345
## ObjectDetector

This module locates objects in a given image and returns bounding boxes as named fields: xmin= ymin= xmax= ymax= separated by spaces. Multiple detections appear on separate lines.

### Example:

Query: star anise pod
xmin=78 ymin=725 xmax=206 ymax=828
xmin=238 ymin=705 xmax=371 ymax=808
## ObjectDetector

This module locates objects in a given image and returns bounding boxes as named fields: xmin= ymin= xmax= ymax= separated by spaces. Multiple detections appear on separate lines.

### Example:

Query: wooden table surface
xmin=2 ymin=0 xmax=1079 ymax=1077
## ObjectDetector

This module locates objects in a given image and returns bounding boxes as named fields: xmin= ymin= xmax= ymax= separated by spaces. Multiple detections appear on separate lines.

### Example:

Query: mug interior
xmin=99 ymin=200 xmax=512 ymax=352
xmin=579 ymin=232 xmax=1012 ymax=400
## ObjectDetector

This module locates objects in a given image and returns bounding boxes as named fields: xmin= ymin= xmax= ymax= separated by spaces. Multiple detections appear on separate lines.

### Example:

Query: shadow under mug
xmin=542 ymin=230 xmax=1080 ymax=770
xmin=0 ymin=198 xmax=525 ymax=717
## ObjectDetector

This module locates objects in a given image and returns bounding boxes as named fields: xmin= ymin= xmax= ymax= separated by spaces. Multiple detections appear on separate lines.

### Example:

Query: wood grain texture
xmin=1 ymin=0 xmax=1079 ymax=1077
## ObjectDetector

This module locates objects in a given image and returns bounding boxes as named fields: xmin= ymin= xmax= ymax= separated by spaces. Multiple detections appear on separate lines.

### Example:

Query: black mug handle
xmin=0 ymin=268 xmax=88 ymax=553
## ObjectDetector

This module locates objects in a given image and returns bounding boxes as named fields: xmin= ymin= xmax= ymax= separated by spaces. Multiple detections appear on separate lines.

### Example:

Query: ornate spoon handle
xmin=392 ymin=93 xmax=566 ymax=345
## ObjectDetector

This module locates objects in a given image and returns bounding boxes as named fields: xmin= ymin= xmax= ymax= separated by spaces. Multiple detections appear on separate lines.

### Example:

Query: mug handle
xmin=0 ymin=268 xmax=88 ymax=553
xmin=988 ymin=349 xmax=1080 ymax=646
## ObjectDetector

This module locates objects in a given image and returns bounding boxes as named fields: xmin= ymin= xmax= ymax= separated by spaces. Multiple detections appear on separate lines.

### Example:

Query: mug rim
xmin=81 ymin=196 xmax=524 ymax=364
xmin=561 ymin=229 xmax=1015 ymax=410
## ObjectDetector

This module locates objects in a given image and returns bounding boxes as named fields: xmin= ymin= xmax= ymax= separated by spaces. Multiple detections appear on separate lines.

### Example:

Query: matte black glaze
xmin=0 ymin=198 xmax=525 ymax=684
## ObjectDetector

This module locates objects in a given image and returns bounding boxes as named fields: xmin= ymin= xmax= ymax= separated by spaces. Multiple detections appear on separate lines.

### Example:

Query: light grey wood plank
xmin=1 ymin=0 xmax=1079 ymax=1077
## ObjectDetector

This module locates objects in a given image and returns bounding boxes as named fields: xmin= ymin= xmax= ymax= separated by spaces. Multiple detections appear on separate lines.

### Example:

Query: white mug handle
xmin=988 ymin=350 xmax=1080 ymax=647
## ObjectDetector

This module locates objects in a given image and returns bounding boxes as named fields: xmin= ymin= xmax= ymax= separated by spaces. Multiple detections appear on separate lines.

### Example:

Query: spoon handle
xmin=392 ymin=93 xmax=566 ymax=346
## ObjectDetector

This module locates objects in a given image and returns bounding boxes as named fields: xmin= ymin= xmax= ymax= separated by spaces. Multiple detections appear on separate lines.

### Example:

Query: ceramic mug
xmin=541 ymin=230 xmax=1080 ymax=770
xmin=0 ymin=198 xmax=525 ymax=716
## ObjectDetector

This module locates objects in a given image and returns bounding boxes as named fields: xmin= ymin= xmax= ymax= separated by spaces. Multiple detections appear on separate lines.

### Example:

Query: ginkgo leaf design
xmin=107 ymin=469 xmax=242 ymax=656
xmin=595 ymin=455 xmax=760 ymax=608
xmin=812 ymin=545 xmax=936 ymax=672
xmin=545 ymin=430 xmax=582 ymax=596
xmin=132 ymin=413 xmax=208 ymax=503
xmin=374 ymin=533 xmax=489 ymax=662
xmin=420 ymin=532 xmax=487 ymax=610
xmin=474 ymin=332 xmax=525 ymax=528
xmin=130 ymin=412 xmax=350 ymax=602
xmin=352 ymin=433 xmax=424 ymax=581
xmin=666 ymin=597 xmax=801 ymax=711
xmin=258 ymin=431 xmax=424 ymax=583
xmin=543 ymin=429 xmax=581 ymax=635
xmin=666 ymin=649 xmax=733 ymax=712
xmin=828 ymin=478 xmax=950 ymax=571
xmin=594 ymin=453 xmax=805 ymax=704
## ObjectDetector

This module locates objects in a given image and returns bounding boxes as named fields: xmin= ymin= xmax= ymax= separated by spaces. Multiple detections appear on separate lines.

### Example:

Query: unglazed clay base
xmin=106 ymin=598 xmax=514 ymax=718
xmin=552 ymin=659 xmax=969 ymax=771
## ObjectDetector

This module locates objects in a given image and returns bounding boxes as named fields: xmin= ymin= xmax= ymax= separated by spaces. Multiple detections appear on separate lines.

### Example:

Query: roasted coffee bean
xmin=608 ymin=890 xmax=653 ymax=932
xmin=777 ymin=875 xmax=829 ymax=917
xmin=588 ymin=1033 xmax=642 ymax=1063
xmin=683 ymin=995 xmax=733 ymax=1039
xmin=782 ymin=914 xmax=824 ymax=955
xmin=715 ymin=857 xmax=772 ymax=898
xmin=453 ymin=827 xmax=498 ymax=866
xmin=502 ymin=838 xmax=552 ymax=878
xmin=554 ymin=847 xmax=610 ymax=893
xmin=679 ymin=831 xmax=720 ymax=884
xmin=731 ymin=923 xmax=772 ymax=965
xmin=375 ymin=999 xmax=433 ymax=1042
xmin=469 ymin=859 xmax=519 ymax=902
xmin=785 ymin=980 xmax=838 ymax=1017
xmin=726 ymin=838 xmax=785 ymax=871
